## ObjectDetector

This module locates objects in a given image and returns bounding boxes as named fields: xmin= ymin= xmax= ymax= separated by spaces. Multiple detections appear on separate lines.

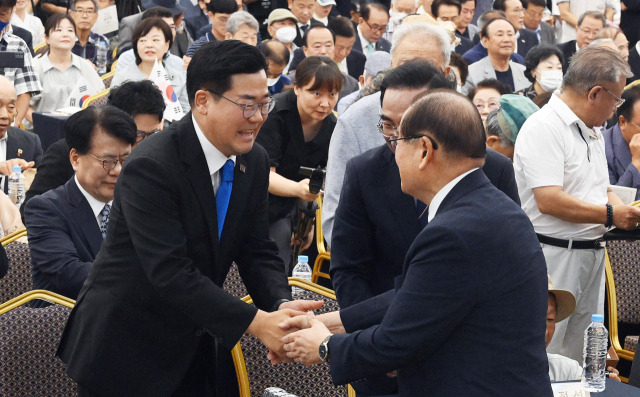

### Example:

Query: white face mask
xmin=456 ymin=84 xmax=463 ymax=93
xmin=267 ymin=76 xmax=280 ymax=87
xmin=275 ymin=26 xmax=297 ymax=44
xmin=536 ymin=69 xmax=563 ymax=92
xmin=391 ymin=11 xmax=408 ymax=25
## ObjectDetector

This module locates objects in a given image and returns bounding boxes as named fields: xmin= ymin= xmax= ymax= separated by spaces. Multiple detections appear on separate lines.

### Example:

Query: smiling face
xmin=71 ymin=128 xmax=132 ymax=203
xmin=46 ymin=18 xmax=76 ymax=51
xmin=472 ymin=87 xmax=501 ymax=125
xmin=294 ymin=78 xmax=339 ymax=121
xmin=136 ymin=26 xmax=170 ymax=65
xmin=195 ymin=71 xmax=270 ymax=157
xmin=482 ymin=19 xmax=515 ymax=59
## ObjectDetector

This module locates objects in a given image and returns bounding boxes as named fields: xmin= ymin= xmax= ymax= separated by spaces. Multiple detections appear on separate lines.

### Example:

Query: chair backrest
xmin=0 ymin=290 xmax=77 ymax=396
xmin=312 ymin=195 xmax=331 ymax=283
xmin=232 ymin=279 xmax=347 ymax=397
xmin=111 ymin=59 xmax=118 ymax=72
xmin=82 ymin=88 xmax=110 ymax=109
xmin=223 ymin=262 xmax=249 ymax=299
xmin=0 ymin=240 xmax=33 ymax=305
xmin=101 ymin=70 xmax=115 ymax=89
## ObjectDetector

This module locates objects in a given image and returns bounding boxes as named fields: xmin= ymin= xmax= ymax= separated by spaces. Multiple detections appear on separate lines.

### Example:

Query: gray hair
xmin=563 ymin=46 xmax=632 ymax=94
xmin=226 ymin=11 xmax=259 ymax=35
xmin=589 ymin=38 xmax=616 ymax=47
xmin=391 ymin=22 xmax=452 ymax=67
xmin=577 ymin=10 xmax=606 ymax=27
xmin=486 ymin=109 xmax=514 ymax=149
xmin=70 ymin=0 xmax=99 ymax=11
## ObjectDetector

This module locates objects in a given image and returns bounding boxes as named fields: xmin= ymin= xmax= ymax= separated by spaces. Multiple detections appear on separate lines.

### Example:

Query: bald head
xmin=401 ymin=90 xmax=486 ymax=159
xmin=0 ymin=75 xmax=18 ymax=138
xmin=0 ymin=76 xmax=17 ymax=101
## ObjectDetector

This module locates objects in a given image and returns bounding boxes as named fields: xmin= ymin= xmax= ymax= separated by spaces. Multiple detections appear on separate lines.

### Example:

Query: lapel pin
xmin=239 ymin=164 xmax=246 ymax=173
xmin=17 ymin=149 xmax=22 ymax=157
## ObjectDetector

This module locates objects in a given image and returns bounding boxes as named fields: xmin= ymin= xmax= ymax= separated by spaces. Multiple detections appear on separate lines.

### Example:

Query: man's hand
xmin=612 ymin=204 xmax=640 ymax=230
xmin=247 ymin=309 xmax=306 ymax=363
xmin=279 ymin=299 xmax=323 ymax=312
xmin=282 ymin=318 xmax=331 ymax=366
xmin=280 ymin=310 xmax=345 ymax=334
xmin=0 ymin=159 xmax=35 ymax=176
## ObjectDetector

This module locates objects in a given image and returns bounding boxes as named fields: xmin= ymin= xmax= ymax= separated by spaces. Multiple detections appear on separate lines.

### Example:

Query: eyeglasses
xmin=387 ymin=134 xmax=439 ymax=150
xmin=600 ymin=86 xmax=625 ymax=108
xmin=578 ymin=27 xmax=599 ymax=37
xmin=363 ymin=19 xmax=388 ymax=33
xmin=630 ymin=121 xmax=640 ymax=131
xmin=207 ymin=90 xmax=276 ymax=119
xmin=136 ymin=129 xmax=160 ymax=142
xmin=377 ymin=118 xmax=398 ymax=138
xmin=71 ymin=9 xmax=95 ymax=15
xmin=89 ymin=153 xmax=127 ymax=171
xmin=473 ymin=100 xmax=500 ymax=112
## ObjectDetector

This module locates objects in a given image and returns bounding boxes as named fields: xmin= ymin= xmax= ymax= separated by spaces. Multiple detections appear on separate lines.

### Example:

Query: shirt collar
xmin=0 ymin=129 xmax=8 ymax=143
xmin=427 ymin=168 xmax=479 ymax=222
xmin=74 ymin=175 xmax=112 ymax=218
xmin=40 ymin=53 xmax=85 ymax=72
xmin=636 ymin=41 xmax=640 ymax=55
xmin=191 ymin=114 xmax=236 ymax=176
xmin=357 ymin=25 xmax=372 ymax=48
xmin=548 ymin=93 xmax=593 ymax=134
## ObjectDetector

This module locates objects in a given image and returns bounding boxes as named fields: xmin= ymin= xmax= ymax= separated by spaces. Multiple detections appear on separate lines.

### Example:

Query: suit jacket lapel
xmin=178 ymin=114 xmax=220 ymax=256
xmin=65 ymin=179 xmax=103 ymax=256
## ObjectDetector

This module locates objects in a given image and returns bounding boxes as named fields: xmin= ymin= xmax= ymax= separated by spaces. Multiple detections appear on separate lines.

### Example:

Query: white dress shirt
xmin=192 ymin=115 xmax=236 ymax=193
xmin=74 ymin=175 xmax=112 ymax=229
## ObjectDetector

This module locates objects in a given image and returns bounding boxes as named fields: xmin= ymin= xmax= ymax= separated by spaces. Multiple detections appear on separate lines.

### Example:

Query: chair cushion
xmin=0 ymin=303 xmax=78 ymax=396
xmin=223 ymin=262 xmax=248 ymax=299
xmin=606 ymin=240 xmax=640 ymax=323
xmin=625 ymin=335 xmax=638 ymax=352
xmin=0 ymin=242 xmax=33 ymax=305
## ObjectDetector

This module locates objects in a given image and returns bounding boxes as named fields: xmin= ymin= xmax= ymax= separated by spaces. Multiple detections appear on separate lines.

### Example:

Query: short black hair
xmin=65 ymin=106 xmax=137 ymax=155
xmin=524 ymin=44 xmax=563 ymax=82
xmin=480 ymin=17 xmax=514 ymax=39
xmin=618 ymin=86 xmax=640 ymax=123
xmin=431 ymin=0 xmax=461 ymax=18
xmin=380 ymin=59 xmax=454 ymax=106
xmin=260 ymin=40 xmax=290 ymax=66
xmin=44 ymin=13 xmax=76 ymax=37
xmin=492 ymin=0 xmax=507 ymax=11
xmin=360 ymin=2 xmax=389 ymax=20
xmin=141 ymin=6 xmax=174 ymax=20
xmin=295 ymin=56 xmax=343 ymax=93
xmin=0 ymin=0 xmax=17 ymax=7
xmin=327 ymin=16 xmax=356 ymax=38
xmin=304 ymin=26 xmax=336 ymax=47
xmin=522 ymin=0 xmax=546 ymax=8
xmin=467 ymin=78 xmax=511 ymax=100
xmin=132 ymin=17 xmax=174 ymax=65
xmin=449 ymin=52 xmax=469 ymax=85
xmin=401 ymin=89 xmax=486 ymax=158
xmin=187 ymin=40 xmax=268 ymax=106
xmin=108 ymin=80 xmax=166 ymax=122
xmin=207 ymin=0 xmax=239 ymax=14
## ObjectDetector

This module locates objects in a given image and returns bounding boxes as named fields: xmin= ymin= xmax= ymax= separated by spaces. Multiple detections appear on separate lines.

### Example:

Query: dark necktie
xmin=99 ymin=203 xmax=111 ymax=239
xmin=300 ymin=24 xmax=309 ymax=35
xmin=216 ymin=160 xmax=234 ymax=239
xmin=416 ymin=200 xmax=429 ymax=228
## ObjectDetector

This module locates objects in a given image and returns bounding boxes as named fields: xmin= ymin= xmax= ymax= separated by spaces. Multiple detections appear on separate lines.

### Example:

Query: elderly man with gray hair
xmin=514 ymin=46 xmax=640 ymax=363
xmin=224 ymin=11 xmax=259 ymax=45
xmin=322 ymin=21 xmax=452 ymax=245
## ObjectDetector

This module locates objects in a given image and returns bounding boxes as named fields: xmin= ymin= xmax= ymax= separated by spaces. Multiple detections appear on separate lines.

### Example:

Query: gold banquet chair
xmin=0 ymin=290 xmax=78 ymax=396
xmin=232 ymin=278 xmax=354 ymax=397
xmin=101 ymin=70 xmax=116 ymax=89
xmin=606 ymin=200 xmax=640 ymax=365
xmin=312 ymin=195 xmax=331 ymax=284
xmin=0 ymin=232 xmax=33 ymax=305
xmin=81 ymin=88 xmax=110 ymax=109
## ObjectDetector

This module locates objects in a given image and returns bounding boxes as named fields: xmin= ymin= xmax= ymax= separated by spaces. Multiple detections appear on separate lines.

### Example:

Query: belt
xmin=536 ymin=234 xmax=606 ymax=250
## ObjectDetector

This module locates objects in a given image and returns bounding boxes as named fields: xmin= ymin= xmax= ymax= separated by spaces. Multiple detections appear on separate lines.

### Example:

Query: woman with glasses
xmin=111 ymin=17 xmax=189 ymax=115
xmin=467 ymin=78 xmax=510 ymax=127
xmin=28 ymin=13 xmax=104 ymax=126
xmin=256 ymin=55 xmax=342 ymax=273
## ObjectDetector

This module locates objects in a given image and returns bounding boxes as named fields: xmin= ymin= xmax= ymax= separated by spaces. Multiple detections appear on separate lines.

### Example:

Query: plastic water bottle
xmin=582 ymin=314 xmax=608 ymax=392
xmin=96 ymin=41 xmax=108 ymax=74
xmin=291 ymin=255 xmax=312 ymax=295
xmin=8 ymin=165 xmax=25 ymax=207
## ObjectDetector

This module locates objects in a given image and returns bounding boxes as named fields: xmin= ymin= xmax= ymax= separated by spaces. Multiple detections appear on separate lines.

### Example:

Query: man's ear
xmin=486 ymin=135 xmax=500 ymax=150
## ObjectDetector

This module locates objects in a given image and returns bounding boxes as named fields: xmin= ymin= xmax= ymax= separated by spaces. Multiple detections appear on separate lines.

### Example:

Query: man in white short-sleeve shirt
xmin=514 ymin=46 xmax=640 ymax=362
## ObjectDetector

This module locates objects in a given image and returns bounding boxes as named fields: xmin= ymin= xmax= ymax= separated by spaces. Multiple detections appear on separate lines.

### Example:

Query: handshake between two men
xmin=245 ymin=299 xmax=344 ymax=367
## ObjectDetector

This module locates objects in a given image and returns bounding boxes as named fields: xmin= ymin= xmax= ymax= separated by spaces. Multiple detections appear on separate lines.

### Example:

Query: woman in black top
xmin=256 ymin=56 xmax=342 ymax=272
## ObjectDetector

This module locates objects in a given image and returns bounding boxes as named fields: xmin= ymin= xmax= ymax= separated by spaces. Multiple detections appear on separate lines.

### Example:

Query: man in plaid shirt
xmin=0 ymin=0 xmax=41 ymax=127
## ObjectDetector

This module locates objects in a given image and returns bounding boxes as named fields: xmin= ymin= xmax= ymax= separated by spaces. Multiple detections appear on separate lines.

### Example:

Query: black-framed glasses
xmin=136 ymin=129 xmax=160 ymax=142
xmin=71 ymin=9 xmax=95 ymax=15
xmin=207 ymin=90 xmax=275 ymax=119
xmin=387 ymin=134 xmax=439 ymax=150
xmin=600 ymin=86 xmax=625 ymax=108
xmin=89 ymin=154 xmax=127 ymax=171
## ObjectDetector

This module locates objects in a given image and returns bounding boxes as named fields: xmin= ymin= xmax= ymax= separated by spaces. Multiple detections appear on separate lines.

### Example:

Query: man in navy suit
xmin=24 ymin=106 xmax=136 ymax=300
xmin=281 ymin=89 xmax=552 ymax=396
xmin=353 ymin=2 xmax=391 ymax=57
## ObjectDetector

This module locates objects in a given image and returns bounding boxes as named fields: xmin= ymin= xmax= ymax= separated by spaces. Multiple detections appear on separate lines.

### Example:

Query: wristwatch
xmin=319 ymin=335 xmax=332 ymax=363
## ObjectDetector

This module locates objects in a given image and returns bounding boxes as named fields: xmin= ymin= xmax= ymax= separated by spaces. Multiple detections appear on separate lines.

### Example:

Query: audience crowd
xmin=1 ymin=0 xmax=640 ymax=394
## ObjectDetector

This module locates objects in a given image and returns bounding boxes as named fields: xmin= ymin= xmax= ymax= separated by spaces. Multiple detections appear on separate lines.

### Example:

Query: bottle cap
xmin=297 ymin=255 xmax=308 ymax=263
xmin=12 ymin=165 xmax=21 ymax=172
xmin=592 ymin=314 xmax=604 ymax=322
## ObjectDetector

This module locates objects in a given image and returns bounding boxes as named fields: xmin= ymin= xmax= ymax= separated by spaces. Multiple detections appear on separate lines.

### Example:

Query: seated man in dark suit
xmin=353 ymin=2 xmax=391 ymax=57
xmin=22 ymin=80 xmax=165 ymax=212
xmin=24 ymin=106 xmax=136 ymax=300
xmin=556 ymin=11 xmax=606 ymax=73
xmin=282 ymin=89 xmax=551 ymax=396
xmin=0 ymin=75 xmax=42 ymax=193
xmin=463 ymin=9 xmax=525 ymax=64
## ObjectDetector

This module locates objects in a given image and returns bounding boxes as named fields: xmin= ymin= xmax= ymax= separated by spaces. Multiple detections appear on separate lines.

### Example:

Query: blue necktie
xmin=216 ymin=160 xmax=234 ymax=239
xmin=99 ymin=203 xmax=111 ymax=239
